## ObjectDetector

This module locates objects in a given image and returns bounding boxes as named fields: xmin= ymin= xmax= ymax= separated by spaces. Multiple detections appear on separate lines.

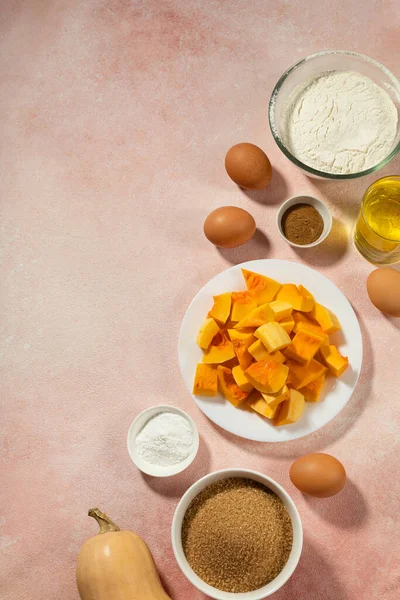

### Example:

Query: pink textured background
xmin=1 ymin=1 xmax=400 ymax=599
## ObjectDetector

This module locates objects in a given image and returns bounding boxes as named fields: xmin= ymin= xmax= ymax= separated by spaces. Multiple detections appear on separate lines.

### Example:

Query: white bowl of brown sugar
xmin=171 ymin=469 xmax=303 ymax=599
xmin=277 ymin=195 xmax=332 ymax=248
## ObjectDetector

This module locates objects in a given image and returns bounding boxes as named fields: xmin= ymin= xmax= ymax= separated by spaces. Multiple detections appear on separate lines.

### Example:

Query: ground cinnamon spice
xmin=281 ymin=203 xmax=324 ymax=245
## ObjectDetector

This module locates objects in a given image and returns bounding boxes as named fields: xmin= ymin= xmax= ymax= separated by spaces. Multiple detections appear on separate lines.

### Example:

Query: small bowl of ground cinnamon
xmin=277 ymin=195 xmax=332 ymax=248
xmin=171 ymin=468 xmax=303 ymax=599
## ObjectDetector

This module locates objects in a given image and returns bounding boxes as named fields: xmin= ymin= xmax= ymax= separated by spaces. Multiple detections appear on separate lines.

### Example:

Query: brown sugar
xmin=281 ymin=203 xmax=324 ymax=245
xmin=181 ymin=477 xmax=293 ymax=593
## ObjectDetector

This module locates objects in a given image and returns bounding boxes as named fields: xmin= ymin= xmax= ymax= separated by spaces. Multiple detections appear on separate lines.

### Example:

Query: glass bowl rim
xmin=268 ymin=50 xmax=400 ymax=180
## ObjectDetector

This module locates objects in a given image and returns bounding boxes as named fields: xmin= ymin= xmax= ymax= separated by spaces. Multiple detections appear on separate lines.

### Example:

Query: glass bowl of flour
xmin=269 ymin=51 xmax=400 ymax=179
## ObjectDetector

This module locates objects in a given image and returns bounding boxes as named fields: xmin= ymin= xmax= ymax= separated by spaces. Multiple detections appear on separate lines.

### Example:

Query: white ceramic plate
xmin=178 ymin=259 xmax=363 ymax=442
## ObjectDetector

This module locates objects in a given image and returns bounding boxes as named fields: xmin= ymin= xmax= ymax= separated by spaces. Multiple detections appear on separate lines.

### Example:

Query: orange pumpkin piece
xmin=230 ymin=291 xmax=257 ymax=322
xmin=227 ymin=329 xmax=255 ymax=370
xmin=217 ymin=365 xmax=248 ymax=406
xmin=196 ymin=317 xmax=220 ymax=349
xmin=270 ymin=300 xmax=293 ymax=321
xmin=245 ymin=359 xmax=289 ymax=394
xmin=275 ymin=284 xmax=314 ymax=312
xmin=208 ymin=292 xmax=231 ymax=325
xmin=275 ymin=389 xmax=305 ymax=426
xmin=234 ymin=303 xmax=274 ymax=329
xmin=247 ymin=391 xmax=278 ymax=419
xmin=286 ymin=358 xmax=327 ymax=389
xmin=292 ymin=311 xmax=328 ymax=340
xmin=302 ymin=374 xmax=326 ymax=402
xmin=193 ymin=363 xmax=218 ymax=396
xmin=232 ymin=364 xmax=253 ymax=392
xmin=241 ymin=269 xmax=281 ymax=305
xmin=297 ymin=285 xmax=314 ymax=311
xmin=319 ymin=344 xmax=349 ymax=377
xmin=310 ymin=302 xmax=341 ymax=334
xmin=255 ymin=322 xmax=291 ymax=352
xmin=248 ymin=340 xmax=286 ymax=363
xmin=248 ymin=339 xmax=270 ymax=361
xmin=202 ymin=332 xmax=235 ymax=364
xmin=279 ymin=316 xmax=295 ymax=335
xmin=261 ymin=385 xmax=290 ymax=409
xmin=285 ymin=329 xmax=326 ymax=365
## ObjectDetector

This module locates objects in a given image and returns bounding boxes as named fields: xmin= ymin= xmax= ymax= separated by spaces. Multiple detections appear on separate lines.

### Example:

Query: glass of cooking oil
xmin=354 ymin=176 xmax=400 ymax=264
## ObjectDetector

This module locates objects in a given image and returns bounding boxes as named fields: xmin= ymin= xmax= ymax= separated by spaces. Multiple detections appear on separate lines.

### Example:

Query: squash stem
xmin=88 ymin=508 xmax=120 ymax=534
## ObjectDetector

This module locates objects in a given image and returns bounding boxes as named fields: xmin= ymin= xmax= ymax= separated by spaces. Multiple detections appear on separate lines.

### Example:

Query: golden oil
xmin=354 ymin=176 xmax=400 ymax=264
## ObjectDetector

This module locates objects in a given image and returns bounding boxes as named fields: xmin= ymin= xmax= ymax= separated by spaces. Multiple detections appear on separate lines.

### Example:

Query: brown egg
xmin=290 ymin=453 xmax=346 ymax=498
xmin=225 ymin=143 xmax=272 ymax=190
xmin=367 ymin=267 xmax=400 ymax=317
xmin=204 ymin=206 xmax=256 ymax=248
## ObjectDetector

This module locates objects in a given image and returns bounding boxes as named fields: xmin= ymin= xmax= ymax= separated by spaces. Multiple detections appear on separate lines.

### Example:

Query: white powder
xmin=135 ymin=411 xmax=194 ymax=467
xmin=280 ymin=71 xmax=398 ymax=174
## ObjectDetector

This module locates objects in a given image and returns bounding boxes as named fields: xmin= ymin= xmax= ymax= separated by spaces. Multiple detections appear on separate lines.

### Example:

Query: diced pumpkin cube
xmin=292 ymin=311 xmax=328 ymax=340
xmin=227 ymin=329 xmax=255 ymax=370
xmin=209 ymin=293 xmax=231 ymax=325
xmin=297 ymin=285 xmax=314 ymax=311
xmin=193 ymin=363 xmax=218 ymax=396
xmin=302 ymin=374 xmax=326 ymax=402
xmin=275 ymin=389 xmax=305 ymax=426
xmin=279 ymin=316 xmax=295 ymax=335
xmin=275 ymin=284 xmax=313 ymax=312
xmin=232 ymin=364 xmax=254 ymax=392
xmin=196 ymin=317 xmax=220 ymax=349
xmin=234 ymin=303 xmax=274 ymax=329
xmin=269 ymin=301 xmax=293 ymax=321
xmin=217 ymin=366 xmax=248 ymax=407
xmin=203 ymin=332 xmax=235 ymax=364
xmin=230 ymin=292 xmax=257 ymax=322
xmin=248 ymin=340 xmax=287 ymax=363
xmin=261 ymin=385 xmax=290 ymax=408
xmin=247 ymin=340 xmax=286 ymax=363
xmin=247 ymin=391 xmax=278 ymax=419
xmin=248 ymin=339 xmax=270 ymax=361
xmin=286 ymin=358 xmax=327 ymax=389
xmin=255 ymin=322 xmax=291 ymax=352
xmin=245 ymin=359 xmax=289 ymax=394
xmin=241 ymin=269 xmax=281 ymax=305
xmin=310 ymin=303 xmax=341 ymax=334
xmin=319 ymin=345 xmax=349 ymax=377
xmin=284 ymin=329 xmax=326 ymax=365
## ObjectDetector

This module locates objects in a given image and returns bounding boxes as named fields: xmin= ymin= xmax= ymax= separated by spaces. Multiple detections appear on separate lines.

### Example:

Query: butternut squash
xmin=76 ymin=508 xmax=171 ymax=600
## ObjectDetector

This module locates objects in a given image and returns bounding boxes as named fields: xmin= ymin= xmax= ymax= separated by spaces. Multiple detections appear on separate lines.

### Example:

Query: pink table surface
xmin=1 ymin=1 xmax=400 ymax=599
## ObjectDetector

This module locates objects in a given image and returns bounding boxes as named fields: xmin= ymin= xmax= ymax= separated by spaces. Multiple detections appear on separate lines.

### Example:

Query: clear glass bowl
xmin=268 ymin=51 xmax=400 ymax=180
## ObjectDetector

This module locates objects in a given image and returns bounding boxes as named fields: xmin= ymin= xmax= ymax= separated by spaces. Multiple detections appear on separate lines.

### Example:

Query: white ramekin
xmin=171 ymin=468 xmax=303 ymax=599
xmin=127 ymin=405 xmax=199 ymax=477
xmin=276 ymin=195 xmax=332 ymax=249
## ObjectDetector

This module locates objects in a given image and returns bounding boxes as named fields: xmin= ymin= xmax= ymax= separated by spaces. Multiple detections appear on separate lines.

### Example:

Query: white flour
xmin=280 ymin=71 xmax=398 ymax=174
xmin=135 ymin=411 xmax=194 ymax=467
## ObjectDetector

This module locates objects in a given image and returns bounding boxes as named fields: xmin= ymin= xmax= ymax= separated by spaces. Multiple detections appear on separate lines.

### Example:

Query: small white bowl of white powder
xmin=127 ymin=405 xmax=199 ymax=477
xmin=269 ymin=51 xmax=400 ymax=179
